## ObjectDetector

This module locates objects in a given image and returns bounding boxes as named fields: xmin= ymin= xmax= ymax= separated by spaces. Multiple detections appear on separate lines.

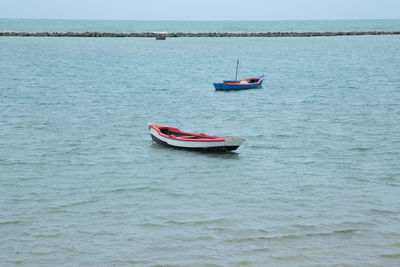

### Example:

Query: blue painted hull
xmin=213 ymin=75 xmax=264 ymax=91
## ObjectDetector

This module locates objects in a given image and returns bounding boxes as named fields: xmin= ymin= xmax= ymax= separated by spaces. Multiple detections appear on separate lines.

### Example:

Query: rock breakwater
xmin=1 ymin=31 xmax=399 ymax=38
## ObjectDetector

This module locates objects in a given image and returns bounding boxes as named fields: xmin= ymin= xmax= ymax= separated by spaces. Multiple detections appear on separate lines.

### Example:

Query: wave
xmin=166 ymin=218 xmax=229 ymax=226
xmin=105 ymin=186 xmax=164 ymax=194
xmin=349 ymin=147 xmax=372 ymax=151
xmin=47 ymin=199 xmax=99 ymax=210
xmin=223 ymin=229 xmax=357 ymax=244
xmin=0 ymin=220 xmax=24 ymax=225
xmin=368 ymin=208 xmax=399 ymax=215
xmin=380 ymin=253 xmax=400 ymax=259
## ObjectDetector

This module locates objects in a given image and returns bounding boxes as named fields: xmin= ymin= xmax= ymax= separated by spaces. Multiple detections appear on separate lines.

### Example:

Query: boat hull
xmin=149 ymin=124 xmax=245 ymax=151
xmin=214 ymin=75 xmax=264 ymax=91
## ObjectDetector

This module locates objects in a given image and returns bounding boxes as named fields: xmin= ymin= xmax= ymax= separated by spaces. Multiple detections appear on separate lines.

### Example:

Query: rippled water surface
xmin=1 ymin=32 xmax=400 ymax=266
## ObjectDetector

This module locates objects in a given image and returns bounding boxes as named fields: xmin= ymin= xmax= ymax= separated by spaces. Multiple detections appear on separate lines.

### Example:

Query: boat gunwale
xmin=149 ymin=123 xmax=227 ymax=142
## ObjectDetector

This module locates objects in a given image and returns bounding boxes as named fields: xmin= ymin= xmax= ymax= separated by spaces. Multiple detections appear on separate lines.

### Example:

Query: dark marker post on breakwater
xmin=1 ymin=31 xmax=400 ymax=38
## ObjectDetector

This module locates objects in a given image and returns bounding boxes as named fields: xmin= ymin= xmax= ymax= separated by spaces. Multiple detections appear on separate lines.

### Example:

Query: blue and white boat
xmin=213 ymin=75 xmax=264 ymax=91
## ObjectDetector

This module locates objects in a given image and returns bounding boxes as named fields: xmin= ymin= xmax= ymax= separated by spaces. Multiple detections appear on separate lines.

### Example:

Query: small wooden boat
xmin=213 ymin=75 xmax=264 ymax=91
xmin=149 ymin=123 xmax=245 ymax=151
xmin=154 ymin=31 xmax=167 ymax=40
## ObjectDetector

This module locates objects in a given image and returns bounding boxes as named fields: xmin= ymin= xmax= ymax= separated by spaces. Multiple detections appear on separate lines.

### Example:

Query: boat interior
xmin=229 ymin=78 xmax=259 ymax=84
xmin=150 ymin=124 xmax=227 ymax=142
xmin=159 ymin=127 xmax=218 ymax=140
xmin=161 ymin=128 xmax=182 ymax=137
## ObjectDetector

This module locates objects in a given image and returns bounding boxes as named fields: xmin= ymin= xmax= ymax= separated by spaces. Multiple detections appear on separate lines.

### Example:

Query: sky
xmin=0 ymin=0 xmax=400 ymax=20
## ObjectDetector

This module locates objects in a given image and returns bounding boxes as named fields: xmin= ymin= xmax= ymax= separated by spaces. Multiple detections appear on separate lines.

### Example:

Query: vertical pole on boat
xmin=235 ymin=59 xmax=239 ymax=81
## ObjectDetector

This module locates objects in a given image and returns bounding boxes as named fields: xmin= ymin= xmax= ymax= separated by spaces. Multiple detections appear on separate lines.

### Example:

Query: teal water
xmin=1 ymin=18 xmax=400 ymax=33
xmin=1 ymin=21 xmax=400 ymax=266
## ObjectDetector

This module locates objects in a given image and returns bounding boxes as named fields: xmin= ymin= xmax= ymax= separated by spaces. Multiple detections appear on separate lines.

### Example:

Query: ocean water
xmin=1 ymin=18 xmax=400 ymax=33
xmin=1 ymin=21 xmax=400 ymax=266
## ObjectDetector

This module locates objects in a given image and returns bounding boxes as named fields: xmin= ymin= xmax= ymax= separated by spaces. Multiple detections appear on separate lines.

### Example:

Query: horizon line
xmin=1 ymin=17 xmax=400 ymax=22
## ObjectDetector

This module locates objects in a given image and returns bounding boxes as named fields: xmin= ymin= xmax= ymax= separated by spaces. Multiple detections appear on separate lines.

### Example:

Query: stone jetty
xmin=1 ymin=31 xmax=399 ymax=38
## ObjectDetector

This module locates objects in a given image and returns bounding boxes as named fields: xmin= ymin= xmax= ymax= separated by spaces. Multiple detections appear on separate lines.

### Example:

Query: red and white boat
xmin=148 ymin=123 xmax=245 ymax=151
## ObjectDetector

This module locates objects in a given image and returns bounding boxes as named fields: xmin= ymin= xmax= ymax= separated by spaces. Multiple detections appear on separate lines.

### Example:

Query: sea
xmin=1 ymin=19 xmax=400 ymax=266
